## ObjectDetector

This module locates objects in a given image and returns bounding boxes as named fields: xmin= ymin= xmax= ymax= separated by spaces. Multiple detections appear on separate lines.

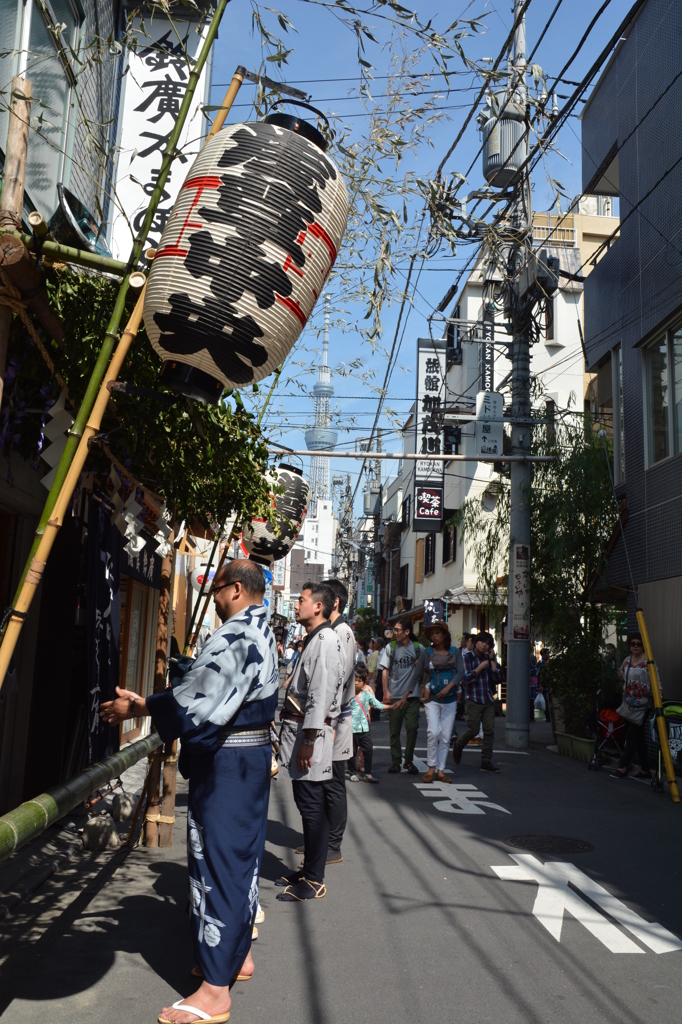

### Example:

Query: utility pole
xmin=504 ymin=0 xmax=532 ymax=750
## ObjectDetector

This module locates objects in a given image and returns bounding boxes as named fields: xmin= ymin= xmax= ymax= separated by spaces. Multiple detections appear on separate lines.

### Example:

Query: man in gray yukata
xmin=325 ymin=577 xmax=357 ymax=860
xmin=276 ymin=581 xmax=344 ymax=901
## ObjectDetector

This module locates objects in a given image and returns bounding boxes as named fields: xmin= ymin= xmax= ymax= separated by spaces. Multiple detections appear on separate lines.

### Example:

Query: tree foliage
xmin=456 ymin=413 xmax=622 ymax=732
xmin=2 ymin=267 xmax=274 ymax=529
xmin=353 ymin=605 xmax=384 ymax=647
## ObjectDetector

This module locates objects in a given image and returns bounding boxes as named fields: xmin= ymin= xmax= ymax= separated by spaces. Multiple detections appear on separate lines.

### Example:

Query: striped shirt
xmin=462 ymin=649 xmax=501 ymax=705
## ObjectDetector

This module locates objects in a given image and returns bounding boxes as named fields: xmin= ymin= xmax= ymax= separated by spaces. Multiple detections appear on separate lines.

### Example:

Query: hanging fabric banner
xmin=87 ymin=496 xmax=121 ymax=763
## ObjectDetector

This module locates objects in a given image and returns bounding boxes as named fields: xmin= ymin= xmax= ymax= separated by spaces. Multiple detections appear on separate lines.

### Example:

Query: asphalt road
xmin=1 ymin=714 xmax=681 ymax=1023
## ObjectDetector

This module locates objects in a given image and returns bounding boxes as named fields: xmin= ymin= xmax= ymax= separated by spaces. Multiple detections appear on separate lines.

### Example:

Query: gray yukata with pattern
xmin=277 ymin=624 xmax=344 ymax=781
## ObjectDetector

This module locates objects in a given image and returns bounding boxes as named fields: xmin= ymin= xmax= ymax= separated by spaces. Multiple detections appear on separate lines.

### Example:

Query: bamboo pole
xmin=11 ymin=230 xmax=131 ymax=276
xmin=183 ymin=532 xmax=221 ymax=653
xmin=636 ymin=610 xmax=680 ymax=804
xmin=207 ymin=66 xmax=245 ymax=139
xmin=0 ymin=76 xmax=32 ymax=410
xmin=0 ymin=733 xmax=162 ymax=863
xmin=145 ymin=536 xmax=174 ymax=848
xmin=0 ymin=0 xmax=232 ymax=692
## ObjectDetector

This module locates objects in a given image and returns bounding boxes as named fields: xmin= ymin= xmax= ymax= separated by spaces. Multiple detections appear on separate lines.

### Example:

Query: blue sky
xmin=208 ymin=0 xmax=633 ymax=512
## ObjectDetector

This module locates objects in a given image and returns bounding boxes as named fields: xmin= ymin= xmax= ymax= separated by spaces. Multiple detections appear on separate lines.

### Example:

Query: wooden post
xmin=158 ymin=740 xmax=178 ymax=848
xmin=144 ymin=537 xmax=174 ymax=847
xmin=0 ymin=76 xmax=32 ymax=410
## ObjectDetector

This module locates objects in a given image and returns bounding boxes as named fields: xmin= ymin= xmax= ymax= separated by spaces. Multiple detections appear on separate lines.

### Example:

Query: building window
xmin=399 ymin=563 xmax=409 ymax=596
xmin=424 ymin=532 xmax=435 ymax=575
xmin=401 ymin=494 xmax=411 ymax=529
xmin=442 ymin=522 xmax=456 ymax=564
xmin=645 ymin=326 xmax=682 ymax=465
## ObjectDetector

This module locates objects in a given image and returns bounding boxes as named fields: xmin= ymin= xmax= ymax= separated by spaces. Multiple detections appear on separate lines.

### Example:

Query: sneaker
xmin=276 ymin=878 xmax=326 ymax=902
xmin=480 ymin=761 xmax=500 ymax=774
xmin=452 ymin=743 xmax=462 ymax=765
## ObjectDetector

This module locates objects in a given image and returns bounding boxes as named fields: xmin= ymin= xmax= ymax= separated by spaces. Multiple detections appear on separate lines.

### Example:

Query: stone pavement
xmin=1 ymin=714 xmax=681 ymax=1024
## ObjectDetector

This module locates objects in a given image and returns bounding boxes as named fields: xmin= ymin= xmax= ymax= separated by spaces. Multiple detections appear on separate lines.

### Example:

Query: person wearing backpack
xmin=378 ymin=618 xmax=430 ymax=774
xmin=421 ymin=620 xmax=464 ymax=783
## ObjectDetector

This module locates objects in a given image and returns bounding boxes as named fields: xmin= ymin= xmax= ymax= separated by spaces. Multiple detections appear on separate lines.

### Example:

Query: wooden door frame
xmin=119 ymin=577 xmax=149 ymax=745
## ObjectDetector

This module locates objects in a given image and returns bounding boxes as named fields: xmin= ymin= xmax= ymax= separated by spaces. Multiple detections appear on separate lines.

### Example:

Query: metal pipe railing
xmin=0 ymin=732 xmax=162 ymax=863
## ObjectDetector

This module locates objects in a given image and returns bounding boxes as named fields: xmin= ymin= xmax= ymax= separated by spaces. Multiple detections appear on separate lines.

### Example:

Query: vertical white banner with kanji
xmin=109 ymin=16 xmax=213 ymax=259
xmin=413 ymin=337 xmax=446 ymax=531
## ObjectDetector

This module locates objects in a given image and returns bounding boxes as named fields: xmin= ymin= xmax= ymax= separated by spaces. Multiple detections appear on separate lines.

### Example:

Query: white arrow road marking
xmin=492 ymin=854 xmax=682 ymax=954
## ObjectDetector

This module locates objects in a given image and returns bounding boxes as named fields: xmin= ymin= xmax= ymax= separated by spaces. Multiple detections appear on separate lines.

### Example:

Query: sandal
xmin=158 ymin=1001 xmax=230 ymax=1023
xmin=362 ymin=774 xmax=379 ymax=783
xmin=276 ymin=878 xmax=326 ymax=902
xmin=388 ymin=763 xmax=402 ymax=773
xmin=404 ymin=762 xmax=419 ymax=775
xmin=275 ymin=870 xmax=302 ymax=888
xmin=348 ymin=774 xmax=359 ymax=782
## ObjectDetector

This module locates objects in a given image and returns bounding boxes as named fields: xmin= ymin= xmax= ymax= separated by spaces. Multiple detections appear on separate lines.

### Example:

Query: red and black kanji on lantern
xmin=242 ymin=463 xmax=310 ymax=566
xmin=143 ymin=103 xmax=349 ymax=403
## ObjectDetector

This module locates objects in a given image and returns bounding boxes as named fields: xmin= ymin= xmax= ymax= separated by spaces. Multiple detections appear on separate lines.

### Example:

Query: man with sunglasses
xmin=100 ymin=559 xmax=278 ymax=1024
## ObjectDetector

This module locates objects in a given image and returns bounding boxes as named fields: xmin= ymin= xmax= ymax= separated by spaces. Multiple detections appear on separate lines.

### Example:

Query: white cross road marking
xmin=491 ymin=855 xmax=682 ymax=954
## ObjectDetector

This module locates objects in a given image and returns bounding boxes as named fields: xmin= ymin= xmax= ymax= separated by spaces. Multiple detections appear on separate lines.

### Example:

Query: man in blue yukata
xmin=100 ymin=559 xmax=278 ymax=1024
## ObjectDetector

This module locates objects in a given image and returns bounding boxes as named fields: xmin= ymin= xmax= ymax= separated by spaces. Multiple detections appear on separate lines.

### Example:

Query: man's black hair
xmin=324 ymin=577 xmax=348 ymax=614
xmin=302 ymin=580 xmax=335 ymax=619
xmin=218 ymin=558 xmax=265 ymax=598
xmin=475 ymin=631 xmax=494 ymax=647
xmin=396 ymin=617 xmax=414 ymax=638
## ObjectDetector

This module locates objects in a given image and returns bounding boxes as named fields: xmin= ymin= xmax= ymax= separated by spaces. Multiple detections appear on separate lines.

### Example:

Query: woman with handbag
xmin=421 ymin=620 xmax=465 ymax=783
xmin=611 ymin=633 xmax=657 ymax=779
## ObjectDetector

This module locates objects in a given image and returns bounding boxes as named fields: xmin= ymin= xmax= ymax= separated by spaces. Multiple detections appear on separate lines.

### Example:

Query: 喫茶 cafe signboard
xmin=413 ymin=337 xmax=446 ymax=532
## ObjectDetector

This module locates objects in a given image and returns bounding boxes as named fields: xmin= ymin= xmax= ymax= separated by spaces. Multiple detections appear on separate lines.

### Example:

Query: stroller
xmin=648 ymin=701 xmax=682 ymax=792
xmin=588 ymin=691 xmax=626 ymax=771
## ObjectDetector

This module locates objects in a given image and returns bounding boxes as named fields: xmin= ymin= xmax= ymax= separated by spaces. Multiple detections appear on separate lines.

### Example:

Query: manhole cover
xmin=504 ymin=835 xmax=594 ymax=855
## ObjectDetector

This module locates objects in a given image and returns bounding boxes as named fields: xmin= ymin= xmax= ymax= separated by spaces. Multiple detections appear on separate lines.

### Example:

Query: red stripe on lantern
xmin=275 ymin=294 xmax=307 ymax=326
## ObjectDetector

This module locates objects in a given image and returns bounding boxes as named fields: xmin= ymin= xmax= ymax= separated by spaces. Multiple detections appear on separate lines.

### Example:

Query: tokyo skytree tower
xmin=305 ymin=294 xmax=337 ymax=510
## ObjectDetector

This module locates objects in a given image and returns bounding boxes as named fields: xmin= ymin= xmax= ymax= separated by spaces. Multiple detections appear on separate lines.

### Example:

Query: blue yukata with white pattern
xmin=147 ymin=603 xmax=278 ymax=986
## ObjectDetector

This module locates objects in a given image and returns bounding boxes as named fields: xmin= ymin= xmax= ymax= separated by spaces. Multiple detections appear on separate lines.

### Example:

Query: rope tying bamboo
xmin=0 ymin=269 xmax=70 ymax=396
xmin=144 ymin=813 xmax=175 ymax=824
xmin=24 ymin=558 xmax=46 ymax=587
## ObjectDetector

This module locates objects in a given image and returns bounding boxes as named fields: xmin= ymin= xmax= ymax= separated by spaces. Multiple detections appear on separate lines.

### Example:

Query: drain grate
xmin=504 ymin=835 xmax=594 ymax=855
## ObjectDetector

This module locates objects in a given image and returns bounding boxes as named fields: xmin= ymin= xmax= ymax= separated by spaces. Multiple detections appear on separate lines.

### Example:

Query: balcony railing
xmin=532 ymin=223 xmax=576 ymax=246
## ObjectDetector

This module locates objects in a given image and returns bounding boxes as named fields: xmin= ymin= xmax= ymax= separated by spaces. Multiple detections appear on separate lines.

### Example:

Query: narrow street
xmin=1 ymin=715 xmax=680 ymax=1024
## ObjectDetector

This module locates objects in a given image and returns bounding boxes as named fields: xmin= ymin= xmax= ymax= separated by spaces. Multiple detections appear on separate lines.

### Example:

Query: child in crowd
xmin=348 ymin=664 xmax=389 ymax=783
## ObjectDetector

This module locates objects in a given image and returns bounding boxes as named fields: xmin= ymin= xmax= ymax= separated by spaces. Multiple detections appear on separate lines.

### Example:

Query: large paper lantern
xmin=143 ymin=105 xmax=349 ymax=403
xmin=242 ymin=464 xmax=310 ymax=565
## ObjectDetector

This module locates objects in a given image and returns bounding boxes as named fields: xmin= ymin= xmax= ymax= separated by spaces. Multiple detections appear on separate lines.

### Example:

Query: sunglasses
xmin=629 ymin=640 xmax=643 ymax=647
